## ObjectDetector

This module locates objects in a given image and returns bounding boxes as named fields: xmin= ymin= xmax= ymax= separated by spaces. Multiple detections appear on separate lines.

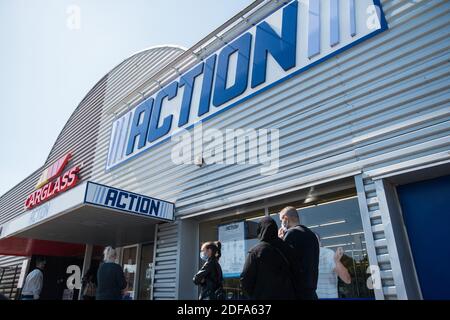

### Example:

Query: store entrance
xmin=198 ymin=195 xmax=375 ymax=300
xmin=119 ymin=243 xmax=154 ymax=300
xmin=397 ymin=174 xmax=450 ymax=300
xmin=29 ymin=255 xmax=84 ymax=300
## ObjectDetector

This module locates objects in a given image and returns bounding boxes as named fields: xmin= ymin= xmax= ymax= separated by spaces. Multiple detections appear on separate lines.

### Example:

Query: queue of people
xmin=17 ymin=206 xmax=350 ymax=300
xmin=18 ymin=246 xmax=128 ymax=300
xmin=194 ymin=206 xmax=351 ymax=300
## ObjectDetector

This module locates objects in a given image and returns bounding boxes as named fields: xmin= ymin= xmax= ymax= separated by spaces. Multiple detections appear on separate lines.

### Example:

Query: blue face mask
xmin=200 ymin=251 xmax=208 ymax=261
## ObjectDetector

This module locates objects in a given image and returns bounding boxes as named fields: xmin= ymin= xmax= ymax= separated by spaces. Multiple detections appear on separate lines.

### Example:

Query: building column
xmin=355 ymin=174 xmax=387 ymax=300
xmin=176 ymin=219 xmax=199 ymax=300
xmin=374 ymin=179 xmax=422 ymax=300
xmin=152 ymin=222 xmax=179 ymax=300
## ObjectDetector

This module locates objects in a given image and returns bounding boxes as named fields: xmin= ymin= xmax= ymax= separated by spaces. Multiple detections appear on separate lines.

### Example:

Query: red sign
xmin=25 ymin=153 xmax=80 ymax=210
xmin=35 ymin=153 xmax=72 ymax=189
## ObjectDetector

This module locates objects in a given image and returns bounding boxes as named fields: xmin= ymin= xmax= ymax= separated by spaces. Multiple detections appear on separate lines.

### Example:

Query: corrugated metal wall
xmin=102 ymin=46 xmax=186 ymax=116
xmin=1 ymin=0 xmax=448 ymax=300
xmin=0 ymin=47 xmax=184 ymax=285
xmin=89 ymin=0 xmax=449 ymax=300
xmin=42 ymin=78 xmax=106 ymax=180
xmin=355 ymin=174 xmax=395 ymax=299
xmin=91 ymin=0 xmax=449 ymax=216
xmin=0 ymin=76 xmax=106 ymax=226
xmin=0 ymin=168 xmax=42 ymax=226
xmin=90 ymin=46 xmax=187 ymax=180
xmin=151 ymin=223 xmax=179 ymax=300
xmin=0 ymin=255 xmax=25 ymax=299
xmin=0 ymin=46 xmax=185 ymax=227
xmin=0 ymin=68 xmax=107 ymax=277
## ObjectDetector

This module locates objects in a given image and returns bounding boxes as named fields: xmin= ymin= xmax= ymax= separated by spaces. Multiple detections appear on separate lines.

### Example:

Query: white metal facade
xmin=0 ymin=45 xmax=185 ymax=297
xmin=0 ymin=0 xmax=449 ymax=300
xmin=90 ymin=0 xmax=449 ymax=216
xmin=89 ymin=0 xmax=449 ymax=299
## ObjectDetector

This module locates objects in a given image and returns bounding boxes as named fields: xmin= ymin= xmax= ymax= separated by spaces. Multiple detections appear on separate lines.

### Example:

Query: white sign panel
xmin=0 ymin=183 xmax=86 ymax=239
xmin=218 ymin=221 xmax=247 ymax=278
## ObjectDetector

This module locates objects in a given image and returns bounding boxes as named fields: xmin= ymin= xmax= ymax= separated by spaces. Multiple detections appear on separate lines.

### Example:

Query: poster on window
xmin=218 ymin=221 xmax=246 ymax=278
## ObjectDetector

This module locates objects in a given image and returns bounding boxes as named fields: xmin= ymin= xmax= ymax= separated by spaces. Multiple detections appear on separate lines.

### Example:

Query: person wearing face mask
xmin=193 ymin=241 xmax=224 ymax=300
xmin=278 ymin=206 xmax=320 ymax=300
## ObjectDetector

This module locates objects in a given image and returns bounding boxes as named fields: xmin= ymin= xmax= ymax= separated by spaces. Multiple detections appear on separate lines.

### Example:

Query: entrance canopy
xmin=0 ymin=181 xmax=175 ymax=255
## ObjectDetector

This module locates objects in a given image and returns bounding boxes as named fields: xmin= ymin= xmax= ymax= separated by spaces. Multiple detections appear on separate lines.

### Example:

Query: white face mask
xmin=281 ymin=220 xmax=289 ymax=230
xmin=200 ymin=251 xmax=208 ymax=261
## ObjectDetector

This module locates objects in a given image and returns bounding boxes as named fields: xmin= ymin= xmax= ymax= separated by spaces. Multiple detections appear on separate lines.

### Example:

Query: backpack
xmin=83 ymin=280 xmax=96 ymax=297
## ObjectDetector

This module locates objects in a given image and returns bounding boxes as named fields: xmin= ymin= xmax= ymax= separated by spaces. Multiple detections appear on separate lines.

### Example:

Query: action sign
xmin=84 ymin=181 xmax=174 ymax=221
xmin=106 ymin=0 xmax=388 ymax=170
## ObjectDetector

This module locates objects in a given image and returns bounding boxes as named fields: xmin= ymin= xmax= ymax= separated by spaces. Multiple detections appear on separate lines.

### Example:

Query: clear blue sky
xmin=0 ymin=0 xmax=253 ymax=195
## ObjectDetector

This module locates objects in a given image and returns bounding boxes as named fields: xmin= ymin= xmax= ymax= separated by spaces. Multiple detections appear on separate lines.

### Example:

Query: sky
xmin=0 ymin=0 xmax=253 ymax=195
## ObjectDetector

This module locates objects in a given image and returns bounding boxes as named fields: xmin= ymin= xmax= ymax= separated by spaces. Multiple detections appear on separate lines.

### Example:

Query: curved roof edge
xmin=2 ymin=0 xmax=273 ymax=197
xmin=106 ymin=44 xmax=187 ymax=78
xmin=44 ymin=44 xmax=186 ymax=164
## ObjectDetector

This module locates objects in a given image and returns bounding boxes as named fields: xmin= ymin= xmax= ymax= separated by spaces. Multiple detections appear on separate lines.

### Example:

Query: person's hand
xmin=334 ymin=247 xmax=344 ymax=262
xmin=278 ymin=227 xmax=286 ymax=239
xmin=121 ymin=288 xmax=127 ymax=295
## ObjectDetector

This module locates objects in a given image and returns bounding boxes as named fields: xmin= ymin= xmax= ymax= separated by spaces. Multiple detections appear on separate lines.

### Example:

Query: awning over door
xmin=0 ymin=181 xmax=175 ymax=254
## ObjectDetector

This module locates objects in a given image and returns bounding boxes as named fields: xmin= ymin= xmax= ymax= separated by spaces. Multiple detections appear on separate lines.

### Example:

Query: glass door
xmin=198 ymin=196 xmax=375 ymax=300
xmin=121 ymin=246 xmax=137 ymax=300
xmin=138 ymin=243 xmax=154 ymax=300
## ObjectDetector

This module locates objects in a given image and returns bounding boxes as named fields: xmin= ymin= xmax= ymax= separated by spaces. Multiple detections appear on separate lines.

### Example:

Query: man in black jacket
xmin=240 ymin=216 xmax=302 ymax=300
xmin=278 ymin=206 xmax=320 ymax=300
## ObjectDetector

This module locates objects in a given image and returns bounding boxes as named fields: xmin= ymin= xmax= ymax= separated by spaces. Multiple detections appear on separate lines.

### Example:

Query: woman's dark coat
xmin=240 ymin=217 xmax=303 ymax=300
xmin=193 ymin=257 xmax=223 ymax=300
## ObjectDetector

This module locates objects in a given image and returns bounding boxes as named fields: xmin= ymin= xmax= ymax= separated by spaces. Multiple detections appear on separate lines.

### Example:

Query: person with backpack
xmin=193 ymin=241 xmax=225 ymax=300
xmin=240 ymin=216 xmax=302 ymax=300
xmin=81 ymin=263 xmax=98 ymax=300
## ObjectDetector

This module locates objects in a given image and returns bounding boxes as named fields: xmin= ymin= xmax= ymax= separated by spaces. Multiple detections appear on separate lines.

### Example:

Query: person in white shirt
xmin=21 ymin=257 xmax=46 ymax=300
xmin=315 ymin=233 xmax=351 ymax=299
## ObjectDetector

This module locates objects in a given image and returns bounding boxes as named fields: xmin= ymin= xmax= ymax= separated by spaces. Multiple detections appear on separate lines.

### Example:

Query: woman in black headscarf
xmin=240 ymin=216 xmax=303 ymax=300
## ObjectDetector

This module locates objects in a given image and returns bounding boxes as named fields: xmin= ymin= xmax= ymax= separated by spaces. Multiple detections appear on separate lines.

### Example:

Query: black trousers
xmin=300 ymin=289 xmax=318 ymax=300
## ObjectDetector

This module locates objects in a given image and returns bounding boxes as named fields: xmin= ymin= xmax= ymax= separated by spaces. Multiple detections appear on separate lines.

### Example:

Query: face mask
xmin=281 ymin=220 xmax=289 ymax=230
xmin=200 ymin=251 xmax=208 ymax=261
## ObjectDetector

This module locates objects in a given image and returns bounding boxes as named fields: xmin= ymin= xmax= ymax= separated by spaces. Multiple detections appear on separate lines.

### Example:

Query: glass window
xmin=294 ymin=197 xmax=374 ymax=299
xmin=199 ymin=210 xmax=263 ymax=300
xmin=121 ymin=246 xmax=137 ymax=300
xmin=138 ymin=243 xmax=154 ymax=300
xmin=198 ymin=197 xmax=374 ymax=300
